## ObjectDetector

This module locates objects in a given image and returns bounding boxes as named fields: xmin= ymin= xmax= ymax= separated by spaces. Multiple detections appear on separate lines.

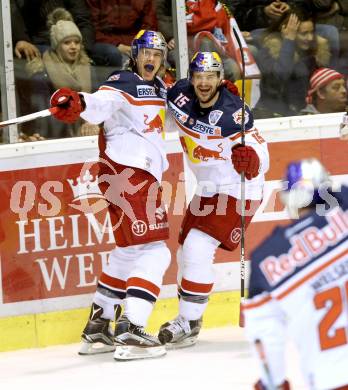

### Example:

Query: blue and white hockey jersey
xmin=244 ymin=187 xmax=348 ymax=390
xmin=167 ymin=79 xmax=269 ymax=199
xmin=80 ymin=70 xmax=168 ymax=182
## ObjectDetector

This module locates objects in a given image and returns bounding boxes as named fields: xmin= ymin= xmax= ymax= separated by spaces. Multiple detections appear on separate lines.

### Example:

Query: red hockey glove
xmin=50 ymin=88 xmax=84 ymax=124
xmin=221 ymin=79 xmax=240 ymax=96
xmin=231 ymin=144 xmax=260 ymax=180
xmin=254 ymin=379 xmax=291 ymax=390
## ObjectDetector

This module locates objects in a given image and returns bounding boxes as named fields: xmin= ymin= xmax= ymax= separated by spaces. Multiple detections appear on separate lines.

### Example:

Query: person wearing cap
xmin=157 ymin=51 xmax=269 ymax=349
xmin=25 ymin=8 xmax=98 ymax=138
xmin=48 ymin=30 xmax=170 ymax=361
xmin=301 ymin=67 xmax=347 ymax=115
xmin=243 ymin=158 xmax=348 ymax=390
xmin=10 ymin=0 xmax=95 ymax=61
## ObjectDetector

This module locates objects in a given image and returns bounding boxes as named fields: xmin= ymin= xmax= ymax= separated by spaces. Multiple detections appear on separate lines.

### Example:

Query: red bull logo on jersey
xmin=192 ymin=143 xmax=227 ymax=162
xmin=143 ymin=114 xmax=163 ymax=134
xmin=260 ymin=209 xmax=348 ymax=286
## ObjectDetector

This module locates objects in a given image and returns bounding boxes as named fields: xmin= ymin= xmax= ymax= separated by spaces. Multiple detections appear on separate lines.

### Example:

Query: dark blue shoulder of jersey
xmin=99 ymin=70 xmax=166 ymax=100
xmin=217 ymin=87 xmax=254 ymax=137
xmin=167 ymin=78 xmax=195 ymax=103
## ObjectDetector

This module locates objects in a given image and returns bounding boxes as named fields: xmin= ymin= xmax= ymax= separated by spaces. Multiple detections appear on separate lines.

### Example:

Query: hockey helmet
xmin=188 ymin=51 xmax=224 ymax=80
xmin=131 ymin=30 xmax=167 ymax=62
xmin=280 ymin=158 xmax=331 ymax=218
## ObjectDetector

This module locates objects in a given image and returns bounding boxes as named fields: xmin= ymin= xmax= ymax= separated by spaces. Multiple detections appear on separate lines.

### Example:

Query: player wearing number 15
xmin=243 ymin=159 xmax=348 ymax=390
xmin=157 ymin=52 xmax=269 ymax=348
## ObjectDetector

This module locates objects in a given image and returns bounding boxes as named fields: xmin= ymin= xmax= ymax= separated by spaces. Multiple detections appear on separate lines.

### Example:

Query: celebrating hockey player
xmin=49 ymin=30 xmax=170 ymax=360
xmin=243 ymin=158 xmax=348 ymax=390
xmin=158 ymin=51 xmax=269 ymax=348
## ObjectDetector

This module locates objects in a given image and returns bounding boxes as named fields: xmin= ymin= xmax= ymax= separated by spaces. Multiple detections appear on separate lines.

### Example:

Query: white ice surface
xmin=0 ymin=326 xmax=306 ymax=390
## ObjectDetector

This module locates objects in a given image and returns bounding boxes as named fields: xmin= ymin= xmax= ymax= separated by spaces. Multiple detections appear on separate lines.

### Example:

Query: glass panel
xmin=2 ymin=0 xmax=346 ymax=140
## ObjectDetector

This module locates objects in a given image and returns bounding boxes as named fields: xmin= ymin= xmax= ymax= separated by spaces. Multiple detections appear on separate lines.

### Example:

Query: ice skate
xmin=79 ymin=303 xmax=121 ymax=355
xmin=113 ymin=315 xmax=166 ymax=361
xmin=158 ymin=315 xmax=202 ymax=349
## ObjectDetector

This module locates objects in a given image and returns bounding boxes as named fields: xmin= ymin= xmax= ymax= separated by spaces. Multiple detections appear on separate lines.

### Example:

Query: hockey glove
xmin=231 ymin=144 xmax=260 ymax=180
xmin=50 ymin=88 xmax=85 ymax=124
xmin=340 ymin=113 xmax=348 ymax=140
xmin=221 ymin=79 xmax=240 ymax=96
xmin=254 ymin=379 xmax=290 ymax=390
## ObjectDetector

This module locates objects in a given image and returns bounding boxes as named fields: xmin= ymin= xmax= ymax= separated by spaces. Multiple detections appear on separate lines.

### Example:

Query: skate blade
xmin=78 ymin=341 xmax=115 ymax=355
xmin=113 ymin=345 xmax=167 ymax=361
xmin=164 ymin=336 xmax=198 ymax=350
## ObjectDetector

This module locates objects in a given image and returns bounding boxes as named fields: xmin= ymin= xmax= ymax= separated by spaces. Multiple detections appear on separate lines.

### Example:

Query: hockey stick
xmin=254 ymin=339 xmax=277 ymax=390
xmin=0 ymin=107 xmax=59 ymax=129
xmin=233 ymin=27 xmax=246 ymax=328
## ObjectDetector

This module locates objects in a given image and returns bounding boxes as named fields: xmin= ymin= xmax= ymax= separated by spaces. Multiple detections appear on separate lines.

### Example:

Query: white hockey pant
xmin=94 ymin=240 xmax=171 ymax=326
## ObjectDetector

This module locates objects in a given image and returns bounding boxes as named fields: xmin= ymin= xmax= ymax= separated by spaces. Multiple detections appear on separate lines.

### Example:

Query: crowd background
xmin=1 ymin=0 xmax=347 ymax=142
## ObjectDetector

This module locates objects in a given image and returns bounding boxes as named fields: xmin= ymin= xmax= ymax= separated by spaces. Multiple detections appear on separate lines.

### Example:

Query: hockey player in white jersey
xmin=243 ymin=158 xmax=348 ymax=390
xmin=49 ymin=30 xmax=170 ymax=361
xmin=158 ymin=52 xmax=269 ymax=348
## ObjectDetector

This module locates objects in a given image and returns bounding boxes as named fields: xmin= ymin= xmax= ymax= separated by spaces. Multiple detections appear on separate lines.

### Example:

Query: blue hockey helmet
xmin=131 ymin=30 xmax=167 ymax=62
xmin=188 ymin=51 xmax=224 ymax=80
xmin=280 ymin=158 xmax=331 ymax=218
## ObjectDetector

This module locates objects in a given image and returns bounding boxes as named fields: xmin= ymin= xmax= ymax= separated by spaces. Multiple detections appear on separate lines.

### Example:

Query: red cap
xmin=306 ymin=67 xmax=343 ymax=104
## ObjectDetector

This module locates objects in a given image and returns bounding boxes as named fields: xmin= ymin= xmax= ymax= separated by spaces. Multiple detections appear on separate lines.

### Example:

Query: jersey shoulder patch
xmin=221 ymin=89 xmax=254 ymax=131
xmin=168 ymin=78 xmax=193 ymax=102
xmin=100 ymin=71 xmax=165 ymax=100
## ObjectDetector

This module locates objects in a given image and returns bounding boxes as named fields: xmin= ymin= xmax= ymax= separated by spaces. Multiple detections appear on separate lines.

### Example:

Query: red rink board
xmin=0 ymin=137 xmax=347 ymax=303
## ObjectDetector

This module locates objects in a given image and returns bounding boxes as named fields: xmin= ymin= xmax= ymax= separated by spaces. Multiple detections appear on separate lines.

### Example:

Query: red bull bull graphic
xmin=193 ymin=143 xmax=227 ymax=162
xmin=143 ymin=114 xmax=164 ymax=134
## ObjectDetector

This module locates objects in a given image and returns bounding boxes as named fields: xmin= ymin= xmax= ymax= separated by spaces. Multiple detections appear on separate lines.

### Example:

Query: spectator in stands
xmin=11 ymin=0 xmax=95 ymax=59
xmin=156 ymin=0 xmax=175 ymax=65
xmin=10 ymin=0 xmax=96 ymax=134
xmin=252 ymin=7 xmax=331 ymax=119
xmin=156 ymin=0 xmax=241 ymax=81
xmin=86 ymin=0 xmax=158 ymax=71
xmin=25 ymin=8 xmax=99 ymax=138
xmin=231 ymin=0 xmax=291 ymax=31
xmin=292 ymin=0 xmax=348 ymax=73
xmin=232 ymin=1 xmax=339 ymax=68
xmin=301 ymin=67 xmax=347 ymax=114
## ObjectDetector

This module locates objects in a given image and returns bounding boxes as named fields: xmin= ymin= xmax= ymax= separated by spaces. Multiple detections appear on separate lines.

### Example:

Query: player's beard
xmin=199 ymin=86 xmax=219 ymax=105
